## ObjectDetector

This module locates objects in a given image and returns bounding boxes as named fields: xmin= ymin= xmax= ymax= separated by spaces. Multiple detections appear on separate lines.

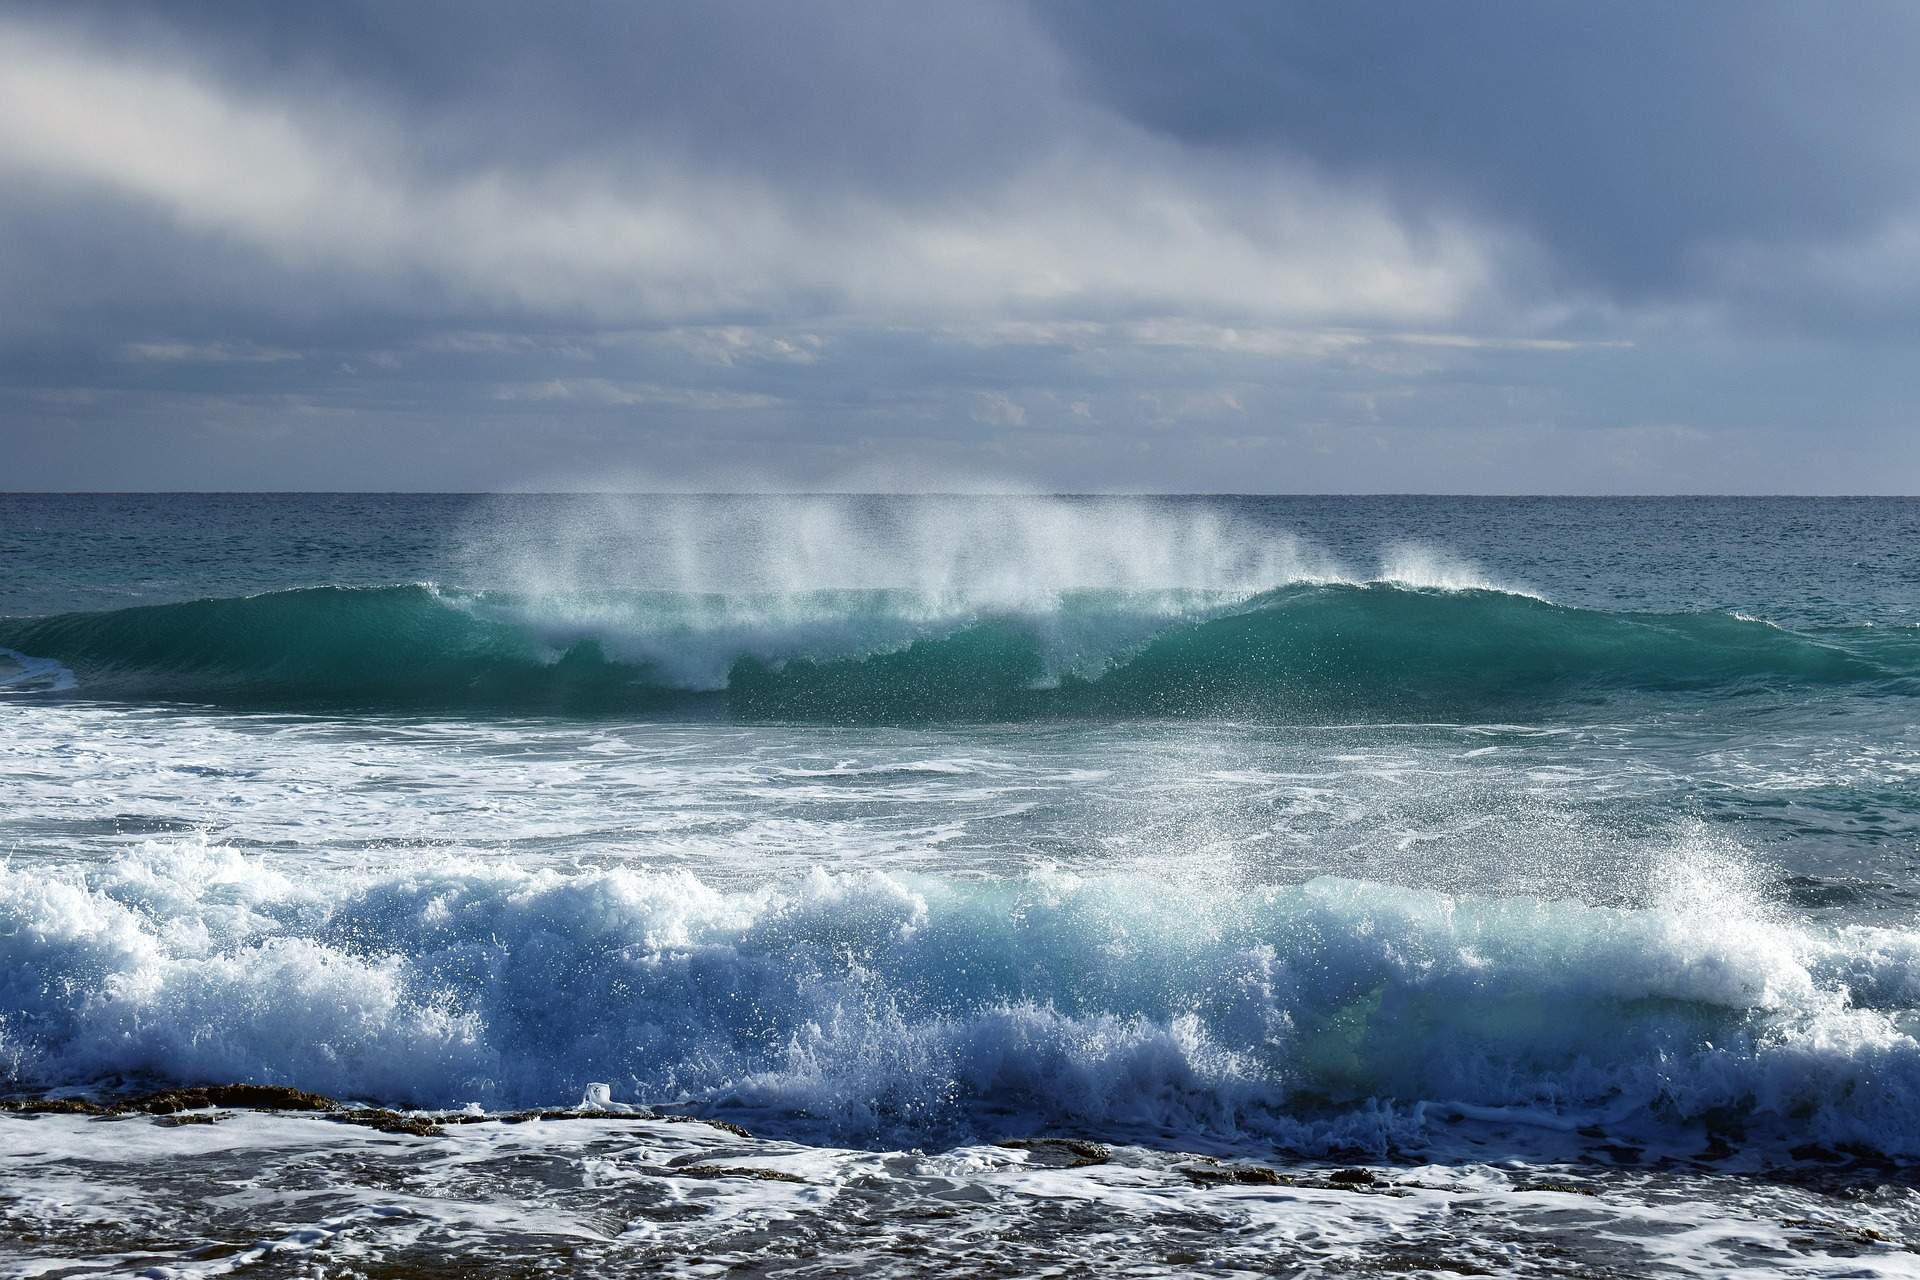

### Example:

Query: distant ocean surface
xmin=4 ymin=493 xmax=1919 ymax=1276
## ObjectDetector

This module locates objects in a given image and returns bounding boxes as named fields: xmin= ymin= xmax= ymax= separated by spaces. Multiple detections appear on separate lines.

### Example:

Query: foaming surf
xmin=8 ymin=496 xmax=1920 ymax=1274
xmin=0 ymin=645 xmax=74 ymax=691
xmin=4 ymin=832 xmax=1918 ymax=1162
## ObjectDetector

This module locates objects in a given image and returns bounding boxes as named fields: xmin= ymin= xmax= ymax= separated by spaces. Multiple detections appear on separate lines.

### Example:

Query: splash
xmin=4 ymin=836 xmax=1918 ymax=1155
xmin=1376 ymin=541 xmax=1538 ymax=596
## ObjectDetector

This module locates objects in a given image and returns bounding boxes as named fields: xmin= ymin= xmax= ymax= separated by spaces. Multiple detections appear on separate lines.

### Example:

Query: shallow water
xmin=3 ymin=494 xmax=1918 ymax=1274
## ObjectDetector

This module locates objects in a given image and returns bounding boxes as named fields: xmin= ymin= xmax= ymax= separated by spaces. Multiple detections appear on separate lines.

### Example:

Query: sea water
xmin=2 ymin=494 xmax=1918 ymax=1276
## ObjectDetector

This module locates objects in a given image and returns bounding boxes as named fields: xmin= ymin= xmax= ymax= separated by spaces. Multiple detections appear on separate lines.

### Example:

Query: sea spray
xmin=5 ymin=835 xmax=1919 ymax=1155
xmin=453 ymin=493 xmax=1352 ymax=606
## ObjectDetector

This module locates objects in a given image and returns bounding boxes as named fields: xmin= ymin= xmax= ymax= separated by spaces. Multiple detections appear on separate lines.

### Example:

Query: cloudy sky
xmin=3 ymin=1 xmax=1918 ymax=492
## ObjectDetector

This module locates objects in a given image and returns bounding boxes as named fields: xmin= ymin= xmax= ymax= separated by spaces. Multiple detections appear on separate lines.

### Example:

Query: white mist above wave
xmin=445 ymin=496 xmax=1533 ymax=685
xmin=457 ymin=495 xmax=1343 ymax=603
xmin=5 ymin=834 xmax=1917 ymax=1154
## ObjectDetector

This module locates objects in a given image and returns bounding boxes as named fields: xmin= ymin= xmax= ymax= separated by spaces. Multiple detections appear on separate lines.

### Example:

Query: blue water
xmin=3 ymin=494 xmax=1919 ymax=1173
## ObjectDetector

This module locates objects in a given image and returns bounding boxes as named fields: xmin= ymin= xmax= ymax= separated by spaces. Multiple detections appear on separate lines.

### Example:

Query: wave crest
xmin=1 ymin=579 xmax=1899 ymax=719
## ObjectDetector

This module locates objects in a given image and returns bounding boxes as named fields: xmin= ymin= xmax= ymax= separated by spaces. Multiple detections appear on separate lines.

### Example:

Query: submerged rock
xmin=994 ymin=1137 xmax=1112 ymax=1168
xmin=1 ymin=1086 xmax=752 ymax=1142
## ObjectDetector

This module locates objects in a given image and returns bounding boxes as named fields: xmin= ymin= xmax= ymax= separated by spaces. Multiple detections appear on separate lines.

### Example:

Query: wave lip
xmin=4 ymin=843 xmax=1919 ymax=1157
xmin=0 ymin=579 xmax=1905 ymax=720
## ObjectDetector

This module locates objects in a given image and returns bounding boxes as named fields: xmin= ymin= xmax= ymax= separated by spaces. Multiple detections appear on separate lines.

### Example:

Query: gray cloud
xmin=1038 ymin=1 xmax=1920 ymax=310
xmin=0 ymin=2 xmax=1915 ymax=492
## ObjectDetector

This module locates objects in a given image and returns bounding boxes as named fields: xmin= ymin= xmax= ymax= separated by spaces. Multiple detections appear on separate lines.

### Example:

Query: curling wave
xmin=0 ymin=581 xmax=1907 ymax=720
xmin=3 ymin=840 xmax=1919 ymax=1156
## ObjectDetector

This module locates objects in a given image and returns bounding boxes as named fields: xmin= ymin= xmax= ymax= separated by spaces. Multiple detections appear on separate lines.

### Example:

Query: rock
xmin=1517 ymin=1179 xmax=1597 ymax=1196
xmin=189 ymin=1084 xmax=338 ymax=1111
xmin=1781 ymin=1217 xmax=1899 ymax=1247
xmin=683 ymin=1116 xmax=754 ymax=1139
xmin=2 ymin=1087 xmax=744 ymax=1144
xmin=0 ymin=1098 xmax=105 ymax=1116
xmin=1182 ymin=1164 xmax=1293 ymax=1187
xmin=339 ymin=1107 xmax=441 ymax=1137
xmin=671 ymin=1165 xmax=807 ymax=1183
xmin=3 ymin=1086 xmax=435 ymax=1137
xmin=995 ymin=1138 xmax=1112 ymax=1168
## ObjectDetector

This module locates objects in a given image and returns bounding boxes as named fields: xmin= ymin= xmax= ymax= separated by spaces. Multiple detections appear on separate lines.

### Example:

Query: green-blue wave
xmin=1 ymin=582 xmax=1909 ymax=720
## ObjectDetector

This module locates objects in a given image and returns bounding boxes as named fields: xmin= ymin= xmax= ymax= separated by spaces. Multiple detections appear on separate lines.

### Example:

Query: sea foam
xmin=5 ymin=837 xmax=1918 ymax=1155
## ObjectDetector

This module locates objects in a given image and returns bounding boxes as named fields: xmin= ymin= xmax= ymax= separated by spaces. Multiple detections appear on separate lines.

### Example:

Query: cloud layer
xmin=2 ymin=2 xmax=1916 ymax=491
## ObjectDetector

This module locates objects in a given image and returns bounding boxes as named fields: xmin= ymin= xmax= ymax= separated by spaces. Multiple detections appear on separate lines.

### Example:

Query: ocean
xmin=2 ymin=492 xmax=1918 ymax=1276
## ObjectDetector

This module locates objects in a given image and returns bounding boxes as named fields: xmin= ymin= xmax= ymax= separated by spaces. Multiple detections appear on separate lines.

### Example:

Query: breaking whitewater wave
xmin=4 ymin=837 xmax=1918 ymax=1156
xmin=0 ymin=577 xmax=1902 ymax=718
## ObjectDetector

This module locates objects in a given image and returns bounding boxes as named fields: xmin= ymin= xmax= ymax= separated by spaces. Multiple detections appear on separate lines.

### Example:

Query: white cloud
xmin=491 ymin=378 xmax=783 ymax=410
xmin=0 ymin=20 xmax=1498 ymax=330
xmin=629 ymin=327 xmax=827 ymax=366
xmin=1138 ymin=389 xmax=1246 ymax=424
xmin=971 ymin=391 xmax=1028 ymax=426
xmin=121 ymin=340 xmax=303 ymax=363
xmin=1389 ymin=333 xmax=1633 ymax=352
xmin=1122 ymin=320 xmax=1370 ymax=359
xmin=419 ymin=332 xmax=595 ymax=358
xmin=931 ymin=318 xmax=1629 ymax=361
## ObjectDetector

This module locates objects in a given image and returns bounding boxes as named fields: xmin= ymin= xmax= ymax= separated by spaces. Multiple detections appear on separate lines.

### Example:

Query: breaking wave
xmin=0 ymin=579 xmax=1904 ymax=720
xmin=4 ymin=839 xmax=1919 ymax=1156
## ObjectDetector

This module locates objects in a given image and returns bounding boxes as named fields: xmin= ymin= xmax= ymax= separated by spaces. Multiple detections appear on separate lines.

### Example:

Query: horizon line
xmin=3 ymin=491 xmax=1918 ymax=501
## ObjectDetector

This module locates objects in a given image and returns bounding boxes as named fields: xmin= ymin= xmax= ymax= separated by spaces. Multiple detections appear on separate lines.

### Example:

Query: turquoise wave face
xmin=1 ymin=582 xmax=1911 ymax=720
xmin=0 ymin=584 xmax=685 ymax=713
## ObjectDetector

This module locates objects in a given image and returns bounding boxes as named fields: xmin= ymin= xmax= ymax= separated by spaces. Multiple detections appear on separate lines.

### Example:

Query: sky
xmin=2 ymin=1 xmax=1918 ymax=493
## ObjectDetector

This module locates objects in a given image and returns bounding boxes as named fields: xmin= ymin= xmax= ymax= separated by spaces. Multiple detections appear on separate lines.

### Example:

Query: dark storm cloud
xmin=0 ymin=2 xmax=1915 ymax=491
xmin=1038 ymin=0 xmax=1920 ymax=306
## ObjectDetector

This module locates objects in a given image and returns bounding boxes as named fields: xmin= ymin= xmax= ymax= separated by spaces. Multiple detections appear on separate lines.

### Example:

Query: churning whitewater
xmin=6 ymin=836 xmax=1920 ymax=1156
xmin=4 ymin=494 xmax=1919 ymax=1276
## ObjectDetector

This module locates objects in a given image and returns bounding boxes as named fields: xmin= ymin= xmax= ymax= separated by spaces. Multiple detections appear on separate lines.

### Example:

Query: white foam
xmin=0 ymin=645 xmax=75 ymax=691
xmin=4 ymin=840 xmax=1918 ymax=1157
xmin=4 ymin=1109 xmax=1913 ymax=1278
xmin=1374 ymin=541 xmax=1542 ymax=596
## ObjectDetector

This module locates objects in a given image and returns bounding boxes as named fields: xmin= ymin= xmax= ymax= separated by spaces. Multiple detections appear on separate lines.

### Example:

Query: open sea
xmin=3 ymin=492 xmax=1919 ymax=1277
